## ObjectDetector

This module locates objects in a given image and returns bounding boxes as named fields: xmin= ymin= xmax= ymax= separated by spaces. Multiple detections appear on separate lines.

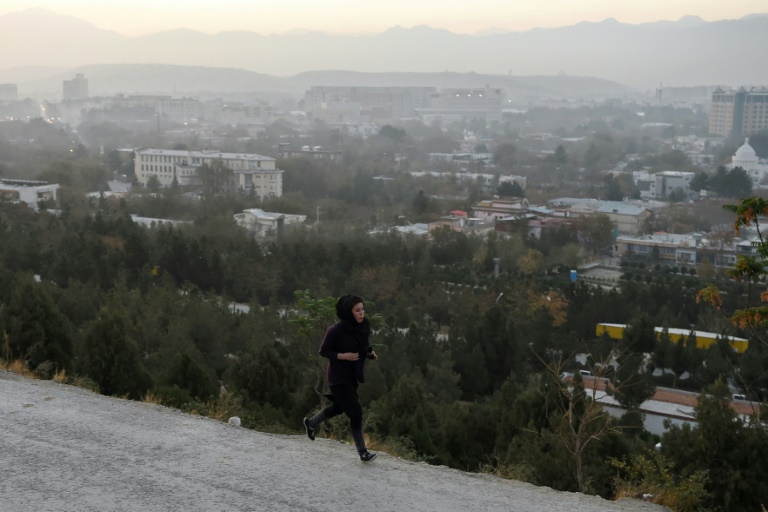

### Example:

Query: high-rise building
xmin=62 ymin=74 xmax=89 ymax=101
xmin=305 ymin=86 xmax=436 ymax=121
xmin=709 ymin=86 xmax=768 ymax=137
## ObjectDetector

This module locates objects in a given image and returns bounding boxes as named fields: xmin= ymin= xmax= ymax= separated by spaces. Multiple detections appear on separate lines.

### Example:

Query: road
xmin=0 ymin=371 xmax=668 ymax=512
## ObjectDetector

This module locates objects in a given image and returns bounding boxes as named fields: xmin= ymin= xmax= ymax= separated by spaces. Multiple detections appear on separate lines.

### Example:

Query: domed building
xmin=728 ymin=138 xmax=768 ymax=185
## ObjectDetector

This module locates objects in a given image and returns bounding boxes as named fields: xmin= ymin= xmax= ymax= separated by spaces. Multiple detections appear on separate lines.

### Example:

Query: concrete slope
xmin=0 ymin=371 xmax=667 ymax=512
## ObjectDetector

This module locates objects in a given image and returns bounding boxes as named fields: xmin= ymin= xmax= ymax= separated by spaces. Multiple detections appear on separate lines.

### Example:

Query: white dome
xmin=734 ymin=138 xmax=758 ymax=162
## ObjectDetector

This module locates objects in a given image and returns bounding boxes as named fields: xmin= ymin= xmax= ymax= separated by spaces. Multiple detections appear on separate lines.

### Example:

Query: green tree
xmin=610 ymin=449 xmax=709 ymax=512
xmin=578 ymin=214 xmax=614 ymax=256
xmin=161 ymin=353 xmax=218 ymax=403
xmin=81 ymin=308 xmax=153 ymax=398
xmin=709 ymin=166 xmax=752 ymax=198
xmin=697 ymin=196 xmax=768 ymax=348
xmin=623 ymin=313 xmax=657 ymax=353
xmin=371 ymin=374 xmax=441 ymax=461
xmin=584 ymin=143 xmax=601 ymax=170
xmin=146 ymin=175 xmax=161 ymax=193
xmin=197 ymin=159 xmax=232 ymax=197
xmin=543 ymin=363 xmax=619 ymax=494
xmin=379 ymin=125 xmax=406 ymax=144
xmin=602 ymin=175 xmax=623 ymax=201
xmin=225 ymin=342 xmax=293 ymax=412
xmin=412 ymin=190 xmax=430 ymax=216
xmin=689 ymin=171 xmax=709 ymax=191
xmin=611 ymin=350 xmax=656 ymax=410
xmin=493 ymin=143 xmax=517 ymax=170
xmin=662 ymin=380 xmax=768 ymax=511
xmin=554 ymin=144 xmax=567 ymax=165
xmin=497 ymin=181 xmax=525 ymax=197
xmin=3 ymin=278 xmax=72 ymax=373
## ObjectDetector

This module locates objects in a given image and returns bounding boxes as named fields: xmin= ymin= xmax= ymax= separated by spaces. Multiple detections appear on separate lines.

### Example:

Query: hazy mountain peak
xmin=637 ymin=15 xmax=706 ymax=30
xmin=741 ymin=13 xmax=768 ymax=20
xmin=0 ymin=6 xmax=120 ymax=35
xmin=1 ymin=9 xmax=767 ymax=89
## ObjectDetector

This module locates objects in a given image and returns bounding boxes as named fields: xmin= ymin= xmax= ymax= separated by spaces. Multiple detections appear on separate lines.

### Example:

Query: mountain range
xmin=1 ymin=8 xmax=767 ymax=95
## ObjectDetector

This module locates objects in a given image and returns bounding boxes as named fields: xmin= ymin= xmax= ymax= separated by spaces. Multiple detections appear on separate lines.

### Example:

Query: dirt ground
xmin=1 ymin=371 xmax=669 ymax=512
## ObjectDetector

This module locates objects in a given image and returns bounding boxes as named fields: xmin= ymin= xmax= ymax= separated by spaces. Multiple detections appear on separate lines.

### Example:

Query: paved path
xmin=0 ymin=371 xmax=667 ymax=512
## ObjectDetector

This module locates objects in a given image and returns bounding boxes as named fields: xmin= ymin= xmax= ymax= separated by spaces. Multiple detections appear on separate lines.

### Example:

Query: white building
xmin=728 ymin=138 xmax=768 ymax=185
xmin=0 ymin=179 xmax=59 ymax=210
xmin=548 ymin=198 xmax=651 ymax=235
xmin=632 ymin=170 xmax=695 ymax=199
xmin=632 ymin=171 xmax=656 ymax=199
xmin=134 ymin=149 xmax=282 ymax=199
xmin=472 ymin=198 xmax=529 ymax=222
xmin=233 ymin=208 xmax=306 ymax=239
xmin=654 ymin=171 xmax=695 ymax=199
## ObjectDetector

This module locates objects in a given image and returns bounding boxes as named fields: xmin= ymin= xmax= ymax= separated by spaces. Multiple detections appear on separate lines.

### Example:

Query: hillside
xmin=0 ymin=370 xmax=667 ymax=512
xmin=0 ymin=64 xmax=629 ymax=101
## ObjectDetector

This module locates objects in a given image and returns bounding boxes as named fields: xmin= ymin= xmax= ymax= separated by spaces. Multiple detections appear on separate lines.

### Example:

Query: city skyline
xmin=2 ymin=1 xmax=766 ymax=37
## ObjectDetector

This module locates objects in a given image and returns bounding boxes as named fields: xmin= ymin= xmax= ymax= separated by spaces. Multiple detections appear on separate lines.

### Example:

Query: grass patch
xmin=1 ymin=359 xmax=36 ymax=378
xmin=142 ymin=390 xmax=164 ymax=405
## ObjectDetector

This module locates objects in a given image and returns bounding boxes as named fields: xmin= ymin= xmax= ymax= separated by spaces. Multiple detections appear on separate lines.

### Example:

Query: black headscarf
xmin=335 ymin=294 xmax=371 ymax=344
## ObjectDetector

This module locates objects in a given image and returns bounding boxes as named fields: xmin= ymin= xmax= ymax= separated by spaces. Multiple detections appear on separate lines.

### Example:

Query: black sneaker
xmin=303 ymin=417 xmax=315 ymax=441
xmin=359 ymin=450 xmax=377 ymax=462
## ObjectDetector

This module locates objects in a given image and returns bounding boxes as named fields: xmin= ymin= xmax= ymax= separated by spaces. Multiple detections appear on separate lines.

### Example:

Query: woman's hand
xmin=367 ymin=351 xmax=378 ymax=360
xmin=338 ymin=352 xmax=359 ymax=361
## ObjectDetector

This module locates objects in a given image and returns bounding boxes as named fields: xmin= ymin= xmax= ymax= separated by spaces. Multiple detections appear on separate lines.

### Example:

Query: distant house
xmin=428 ymin=212 xmax=494 ymax=237
xmin=547 ymin=198 xmax=650 ymax=235
xmin=428 ymin=213 xmax=467 ymax=234
xmin=277 ymin=144 xmax=344 ymax=162
xmin=233 ymin=208 xmax=306 ymax=240
xmin=391 ymin=223 xmax=430 ymax=237
xmin=654 ymin=171 xmax=695 ymax=198
xmin=471 ymin=198 xmax=529 ymax=222
xmin=0 ymin=179 xmax=59 ymax=210
xmin=615 ymin=230 xmax=759 ymax=267
xmin=614 ymin=232 xmax=698 ymax=265
xmin=130 ymin=215 xmax=188 ymax=228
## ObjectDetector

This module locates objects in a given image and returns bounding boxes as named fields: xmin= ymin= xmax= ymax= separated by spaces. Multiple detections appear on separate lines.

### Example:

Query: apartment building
xmin=709 ymin=86 xmax=768 ymax=137
xmin=134 ymin=149 xmax=282 ymax=199
xmin=416 ymin=86 xmax=504 ymax=122
xmin=304 ymin=86 xmax=436 ymax=120
xmin=111 ymin=95 xmax=206 ymax=123
xmin=615 ymin=231 xmax=761 ymax=267
xmin=62 ymin=74 xmax=88 ymax=101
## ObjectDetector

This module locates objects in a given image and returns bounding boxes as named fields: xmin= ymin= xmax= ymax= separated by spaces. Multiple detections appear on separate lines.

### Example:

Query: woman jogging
xmin=303 ymin=294 xmax=378 ymax=462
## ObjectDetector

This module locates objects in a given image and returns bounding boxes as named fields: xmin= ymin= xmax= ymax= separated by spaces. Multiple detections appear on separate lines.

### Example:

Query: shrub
xmin=610 ymin=450 xmax=709 ymax=512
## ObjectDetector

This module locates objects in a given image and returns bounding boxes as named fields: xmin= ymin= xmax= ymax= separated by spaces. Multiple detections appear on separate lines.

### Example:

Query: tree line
xmin=1 ymin=196 xmax=767 ymax=510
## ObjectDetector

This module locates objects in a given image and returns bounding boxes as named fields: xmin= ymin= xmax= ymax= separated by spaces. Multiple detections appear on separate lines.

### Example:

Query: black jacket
xmin=319 ymin=319 xmax=372 ymax=387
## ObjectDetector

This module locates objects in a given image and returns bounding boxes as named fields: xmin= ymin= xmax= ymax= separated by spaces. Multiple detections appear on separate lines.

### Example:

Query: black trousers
xmin=319 ymin=383 xmax=363 ymax=430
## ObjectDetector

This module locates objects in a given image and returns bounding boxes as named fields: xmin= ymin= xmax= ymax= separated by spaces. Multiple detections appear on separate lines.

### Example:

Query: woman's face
xmin=351 ymin=302 xmax=365 ymax=323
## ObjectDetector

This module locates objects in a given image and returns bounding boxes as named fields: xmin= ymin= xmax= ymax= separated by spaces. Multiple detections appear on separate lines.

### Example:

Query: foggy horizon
xmin=2 ymin=3 xmax=767 ymax=37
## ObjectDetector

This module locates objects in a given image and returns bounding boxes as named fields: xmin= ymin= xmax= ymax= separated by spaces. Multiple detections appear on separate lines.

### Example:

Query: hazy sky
xmin=3 ymin=1 xmax=766 ymax=36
